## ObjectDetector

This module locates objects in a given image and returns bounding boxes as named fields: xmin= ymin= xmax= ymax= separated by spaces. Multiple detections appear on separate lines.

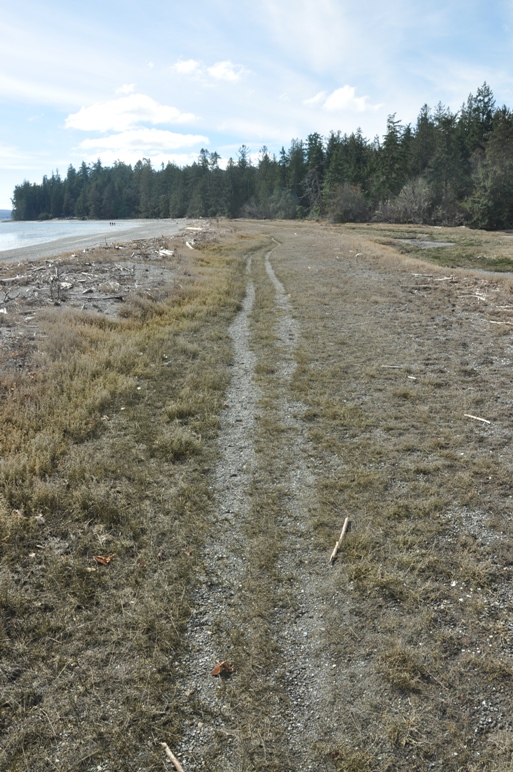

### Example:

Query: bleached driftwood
xmin=329 ymin=517 xmax=350 ymax=565
xmin=464 ymin=413 xmax=491 ymax=425
xmin=161 ymin=743 xmax=185 ymax=772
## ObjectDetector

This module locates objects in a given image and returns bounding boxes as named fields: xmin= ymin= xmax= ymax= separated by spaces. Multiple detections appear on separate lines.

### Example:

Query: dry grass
xmin=5 ymin=218 xmax=513 ymax=770
xmin=0 ymin=232 xmax=254 ymax=770
xmin=345 ymin=221 xmax=513 ymax=273
xmin=259 ymin=219 xmax=513 ymax=769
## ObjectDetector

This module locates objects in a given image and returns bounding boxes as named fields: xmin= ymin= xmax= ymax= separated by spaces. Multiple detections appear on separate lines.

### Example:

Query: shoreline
xmin=0 ymin=218 xmax=191 ymax=263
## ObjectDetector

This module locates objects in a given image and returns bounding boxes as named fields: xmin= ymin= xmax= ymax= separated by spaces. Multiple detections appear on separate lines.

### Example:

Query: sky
xmin=1 ymin=0 xmax=513 ymax=210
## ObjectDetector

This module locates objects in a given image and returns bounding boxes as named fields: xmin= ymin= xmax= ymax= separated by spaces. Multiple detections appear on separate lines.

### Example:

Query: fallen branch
xmin=464 ymin=413 xmax=491 ymax=425
xmin=161 ymin=743 xmax=185 ymax=772
xmin=329 ymin=517 xmax=350 ymax=564
xmin=82 ymin=295 xmax=125 ymax=301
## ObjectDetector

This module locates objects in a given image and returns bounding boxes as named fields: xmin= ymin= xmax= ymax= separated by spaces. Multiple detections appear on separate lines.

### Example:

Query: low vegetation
xmin=0 ymin=228 xmax=252 ymax=769
xmin=3 ymin=219 xmax=513 ymax=770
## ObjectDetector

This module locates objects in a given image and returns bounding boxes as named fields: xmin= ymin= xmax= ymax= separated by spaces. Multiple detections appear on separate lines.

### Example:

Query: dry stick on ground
xmin=329 ymin=517 xmax=350 ymax=565
xmin=464 ymin=413 xmax=491 ymax=425
xmin=160 ymin=742 xmax=185 ymax=772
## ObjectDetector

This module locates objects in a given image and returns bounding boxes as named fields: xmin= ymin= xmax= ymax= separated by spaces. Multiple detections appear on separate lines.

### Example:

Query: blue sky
xmin=1 ymin=0 xmax=513 ymax=210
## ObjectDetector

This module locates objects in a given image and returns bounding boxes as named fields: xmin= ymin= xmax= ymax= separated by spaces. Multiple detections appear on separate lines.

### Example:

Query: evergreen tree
xmin=286 ymin=140 xmax=307 ymax=212
xmin=459 ymin=82 xmax=496 ymax=154
xmin=373 ymin=115 xmax=409 ymax=200
xmin=428 ymin=103 xmax=469 ymax=221
xmin=255 ymin=146 xmax=279 ymax=216
xmin=468 ymin=107 xmax=513 ymax=228
xmin=10 ymin=82 xmax=513 ymax=229
xmin=410 ymin=105 xmax=437 ymax=177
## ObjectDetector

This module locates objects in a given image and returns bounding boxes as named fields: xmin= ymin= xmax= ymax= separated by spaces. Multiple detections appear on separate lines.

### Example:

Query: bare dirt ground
xmin=3 ymin=219 xmax=513 ymax=770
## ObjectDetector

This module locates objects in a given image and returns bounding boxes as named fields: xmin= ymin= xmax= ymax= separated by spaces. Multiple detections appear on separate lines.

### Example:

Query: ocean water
xmin=0 ymin=220 xmax=143 ymax=253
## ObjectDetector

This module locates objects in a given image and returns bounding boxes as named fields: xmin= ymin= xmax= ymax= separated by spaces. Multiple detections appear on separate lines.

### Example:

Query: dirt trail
xmin=175 ymin=235 xmax=347 ymax=769
xmin=174 ymin=255 xmax=257 ymax=769
xmin=262 ymin=243 xmax=338 ymax=764
xmin=173 ymin=241 xmax=325 ymax=769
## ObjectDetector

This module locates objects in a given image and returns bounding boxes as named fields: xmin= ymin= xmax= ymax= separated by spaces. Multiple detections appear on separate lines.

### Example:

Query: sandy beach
xmin=0 ymin=218 xmax=189 ymax=263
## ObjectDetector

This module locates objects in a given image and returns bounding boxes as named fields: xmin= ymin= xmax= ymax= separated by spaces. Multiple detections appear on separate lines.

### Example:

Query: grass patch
xmin=0 ymin=232 xmax=253 ymax=770
xmin=344 ymin=221 xmax=513 ymax=272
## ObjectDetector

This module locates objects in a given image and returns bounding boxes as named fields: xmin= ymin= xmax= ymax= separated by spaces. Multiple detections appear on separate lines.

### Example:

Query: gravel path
xmin=263 ymin=244 xmax=335 ymax=765
xmin=175 ymin=255 xmax=258 ymax=770
xmin=175 ymin=240 xmax=345 ymax=769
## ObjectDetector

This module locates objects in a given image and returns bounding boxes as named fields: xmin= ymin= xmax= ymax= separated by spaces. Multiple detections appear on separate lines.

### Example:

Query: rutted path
xmin=260 ymin=245 xmax=339 ymax=766
xmin=175 ymin=256 xmax=258 ymax=770
xmin=175 ymin=242 xmax=338 ymax=769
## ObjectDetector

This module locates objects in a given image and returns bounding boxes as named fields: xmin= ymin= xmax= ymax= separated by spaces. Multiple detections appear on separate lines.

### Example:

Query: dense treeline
xmin=12 ymin=84 xmax=513 ymax=229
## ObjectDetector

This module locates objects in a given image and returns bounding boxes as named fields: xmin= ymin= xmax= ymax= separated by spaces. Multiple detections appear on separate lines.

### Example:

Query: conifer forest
xmin=11 ymin=84 xmax=513 ymax=230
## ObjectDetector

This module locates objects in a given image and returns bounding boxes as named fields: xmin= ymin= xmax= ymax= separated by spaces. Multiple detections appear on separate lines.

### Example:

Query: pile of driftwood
xmin=0 ymin=243 xmax=181 ymax=317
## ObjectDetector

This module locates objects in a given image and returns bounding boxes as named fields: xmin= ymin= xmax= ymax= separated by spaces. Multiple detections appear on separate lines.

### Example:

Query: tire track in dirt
xmin=175 ymin=242 xmax=341 ymax=769
xmin=262 ymin=244 xmax=341 ymax=767
xmin=175 ymin=256 xmax=258 ymax=770
xmin=265 ymin=242 xmax=299 ymax=378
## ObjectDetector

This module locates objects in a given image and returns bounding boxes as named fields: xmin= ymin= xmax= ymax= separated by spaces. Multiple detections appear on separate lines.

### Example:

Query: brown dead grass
xmin=4 ymin=218 xmax=513 ymax=770
xmin=0 ymin=229 xmax=255 ymax=770
xmin=259 ymin=219 xmax=513 ymax=769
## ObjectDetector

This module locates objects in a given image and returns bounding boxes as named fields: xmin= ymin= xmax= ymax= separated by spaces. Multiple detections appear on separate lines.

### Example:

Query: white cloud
xmin=304 ymin=91 xmax=327 ymax=107
xmin=0 ymin=142 xmax=51 ymax=171
xmin=207 ymin=61 xmax=249 ymax=82
xmin=172 ymin=59 xmax=202 ymax=75
xmin=77 ymin=128 xmax=209 ymax=153
xmin=170 ymin=58 xmax=249 ymax=83
xmin=305 ymin=85 xmax=381 ymax=113
xmin=324 ymin=86 xmax=380 ymax=112
xmin=116 ymin=83 xmax=135 ymax=95
xmin=65 ymin=94 xmax=196 ymax=133
xmin=260 ymin=0 xmax=352 ymax=70
xmin=0 ymin=143 xmax=31 ymax=170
